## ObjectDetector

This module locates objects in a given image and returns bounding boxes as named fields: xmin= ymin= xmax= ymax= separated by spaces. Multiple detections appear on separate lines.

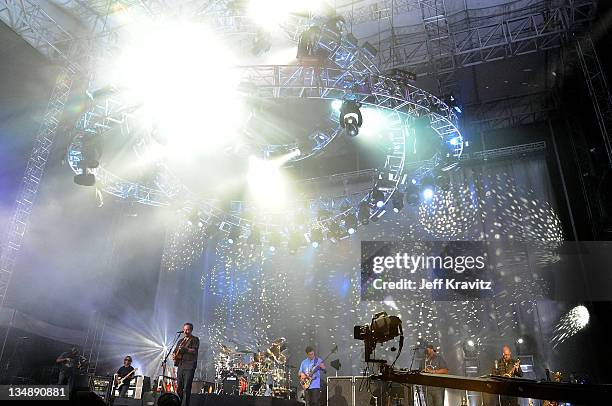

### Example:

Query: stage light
xmin=423 ymin=188 xmax=434 ymax=200
xmin=467 ymin=340 xmax=474 ymax=347
xmin=450 ymin=137 xmax=460 ymax=146
xmin=358 ymin=201 xmax=370 ymax=224
xmin=344 ymin=212 xmax=357 ymax=234
xmin=310 ymin=228 xmax=323 ymax=248
xmin=108 ymin=21 xmax=243 ymax=154
xmin=371 ymin=188 xmax=385 ymax=208
xmin=227 ymin=227 xmax=240 ymax=244
xmin=248 ymin=156 xmax=287 ymax=207
xmin=516 ymin=338 xmax=524 ymax=344
xmin=339 ymin=101 xmax=363 ymax=137
xmin=268 ymin=231 xmax=281 ymax=252
xmin=331 ymin=99 xmax=343 ymax=111
xmin=552 ymin=305 xmax=590 ymax=347
xmin=411 ymin=178 xmax=417 ymax=185
xmin=392 ymin=191 xmax=404 ymax=213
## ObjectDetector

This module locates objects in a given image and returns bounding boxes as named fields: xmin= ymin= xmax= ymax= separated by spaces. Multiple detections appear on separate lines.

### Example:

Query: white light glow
xmin=552 ymin=305 xmax=590 ymax=347
xmin=106 ymin=21 xmax=244 ymax=156
xmin=423 ymin=188 xmax=434 ymax=200
xmin=331 ymin=99 xmax=343 ymax=111
xmin=248 ymin=0 xmax=325 ymax=29
xmin=247 ymin=156 xmax=288 ymax=207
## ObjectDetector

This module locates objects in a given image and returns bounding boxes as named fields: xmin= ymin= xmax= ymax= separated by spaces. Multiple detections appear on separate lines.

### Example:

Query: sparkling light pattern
xmin=552 ymin=305 xmax=590 ymax=347
xmin=156 ymin=161 xmax=566 ymax=377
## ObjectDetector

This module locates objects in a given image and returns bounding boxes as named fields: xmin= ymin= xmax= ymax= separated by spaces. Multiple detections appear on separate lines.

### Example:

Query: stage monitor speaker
xmin=114 ymin=398 xmax=143 ymax=406
xmin=74 ymin=373 xmax=90 ymax=391
xmin=327 ymin=376 xmax=353 ymax=406
xmin=141 ymin=391 xmax=156 ymax=406
xmin=192 ymin=380 xmax=215 ymax=394
xmin=354 ymin=376 xmax=378 ymax=406
xmin=222 ymin=375 xmax=240 ymax=395
xmin=74 ymin=391 xmax=106 ymax=405
xmin=134 ymin=376 xmax=151 ymax=399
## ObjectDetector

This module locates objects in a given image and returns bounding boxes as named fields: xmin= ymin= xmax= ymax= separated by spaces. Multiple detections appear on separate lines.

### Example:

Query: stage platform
xmin=189 ymin=394 xmax=302 ymax=406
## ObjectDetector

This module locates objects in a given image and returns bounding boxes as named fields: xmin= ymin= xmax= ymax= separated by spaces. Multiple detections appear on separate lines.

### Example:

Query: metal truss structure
xmin=371 ymin=0 xmax=596 ymax=91
xmin=463 ymin=91 xmax=557 ymax=133
xmin=0 ymin=0 xmax=75 ymax=63
xmin=0 ymin=53 xmax=79 ymax=310
xmin=575 ymin=34 xmax=612 ymax=167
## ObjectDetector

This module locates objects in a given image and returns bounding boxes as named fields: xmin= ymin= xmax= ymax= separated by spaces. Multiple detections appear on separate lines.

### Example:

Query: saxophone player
xmin=490 ymin=345 xmax=523 ymax=406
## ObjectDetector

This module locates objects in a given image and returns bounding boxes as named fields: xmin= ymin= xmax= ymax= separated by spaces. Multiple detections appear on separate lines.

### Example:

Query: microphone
xmin=176 ymin=331 xmax=183 ymax=334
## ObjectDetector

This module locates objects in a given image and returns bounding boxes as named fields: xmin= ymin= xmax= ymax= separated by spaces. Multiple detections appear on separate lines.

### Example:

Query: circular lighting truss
xmin=67 ymin=14 xmax=465 ymax=245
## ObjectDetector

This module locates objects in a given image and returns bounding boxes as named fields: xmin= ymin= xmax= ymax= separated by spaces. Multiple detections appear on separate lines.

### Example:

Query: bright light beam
xmin=551 ymin=305 xmax=590 ymax=347
xmin=247 ymin=153 xmax=294 ymax=208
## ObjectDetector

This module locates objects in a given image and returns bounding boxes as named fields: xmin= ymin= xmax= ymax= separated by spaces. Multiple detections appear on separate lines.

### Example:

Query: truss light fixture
xmin=371 ymin=188 xmax=385 ymax=208
xmin=358 ymin=201 xmax=370 ymax=224
xmin=339 ymin=101 xmax=363 ymax=137
xmin=392 ymin=191 xmax=404 ymax=213
xmin=344 ymin=212 xmax=357 ymax=234
xmin=310 ymin=228 xmax=323 ymax=248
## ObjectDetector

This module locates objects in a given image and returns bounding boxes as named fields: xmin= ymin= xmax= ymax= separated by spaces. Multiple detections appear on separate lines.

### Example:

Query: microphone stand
xmin=160 ymin=332 xmax=182 ymax=393
xmin=408 ymin=348 xmax=424 ymax=406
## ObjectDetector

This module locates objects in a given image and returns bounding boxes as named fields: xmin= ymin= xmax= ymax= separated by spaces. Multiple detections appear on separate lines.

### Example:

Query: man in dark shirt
xmin=115 ymin=355 xmax=135 ymax=397
xmin=420 ymin=344 xmax=449 ymax=406
xmin=56 ymin=347 xmax=83 ymax=395
xmin=491 ymin=345 xmax=523 ymax=406
xmin=172 ymin=322 xmax=199 ymax=406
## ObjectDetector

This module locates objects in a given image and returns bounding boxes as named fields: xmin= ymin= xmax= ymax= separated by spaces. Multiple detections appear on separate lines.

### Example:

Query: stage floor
xmin=189 ymin=394 xmax=302 ymax=406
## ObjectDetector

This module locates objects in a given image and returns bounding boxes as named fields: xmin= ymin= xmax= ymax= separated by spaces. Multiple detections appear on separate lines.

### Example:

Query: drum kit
xmin=215 ymin=338 xmax=292 ymax=398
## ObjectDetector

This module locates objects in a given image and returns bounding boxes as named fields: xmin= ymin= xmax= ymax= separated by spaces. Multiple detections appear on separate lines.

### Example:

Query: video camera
xmin=354 ymin=312 xmax=403 ymax=363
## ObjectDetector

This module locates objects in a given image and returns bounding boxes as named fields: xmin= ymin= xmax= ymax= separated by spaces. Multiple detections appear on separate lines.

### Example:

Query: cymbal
xmin=235 ymin=349 xmax=254 ymax=354
xmin=271 ymin=337 xmax=286 ymax=346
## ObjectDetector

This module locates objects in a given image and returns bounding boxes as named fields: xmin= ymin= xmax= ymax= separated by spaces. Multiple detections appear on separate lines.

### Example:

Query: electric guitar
xmin=116 ymin=368 xmax=138 ymax=387
xmin=300 ymin=345 xmax=338 ymax=390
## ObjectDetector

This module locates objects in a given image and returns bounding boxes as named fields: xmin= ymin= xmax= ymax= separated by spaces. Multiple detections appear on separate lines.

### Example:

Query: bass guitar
xmin=300 ymin=345 xmax=338 ymax=390
xmin=116 ymin=368 xmax=138 ymax=387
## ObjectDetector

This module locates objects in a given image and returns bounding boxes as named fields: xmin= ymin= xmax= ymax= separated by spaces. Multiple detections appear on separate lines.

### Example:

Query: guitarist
xmin=490 ymin=345 xmax=523 ymax=406
xmin=172 ymin=322 xmax=199 ymax=406
xmin=115 ymin=356 xmax=135 ymax=397
xmin=299 ymin=346 xmax=326 ymax=406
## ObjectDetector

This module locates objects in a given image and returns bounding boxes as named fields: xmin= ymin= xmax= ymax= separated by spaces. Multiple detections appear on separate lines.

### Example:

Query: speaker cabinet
xmin=114 ymin=398 xmax=143 ymax=406
xmin=354 ymin=377 xmax=378 ymax=406
xmin=327 ymin=376 xmax=353 ymax=406
xmin=134 ymin=376 xmax=151 ymax=399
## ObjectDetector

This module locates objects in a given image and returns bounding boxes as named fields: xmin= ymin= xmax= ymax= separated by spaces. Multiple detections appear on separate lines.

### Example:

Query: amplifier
xmin=327 ymin=376 xmax=353 ymax=406
xmin=90 ymin=376 xmax=113 ymax=402
xmin=192 ymin=380 xmax=215 ymax=394
xmin=134 ymin=376 xmax=151 ymax=399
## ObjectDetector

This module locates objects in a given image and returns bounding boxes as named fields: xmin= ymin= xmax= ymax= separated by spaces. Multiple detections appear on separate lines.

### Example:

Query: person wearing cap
xmin=420 ymin=344 xmax=448 ymax=406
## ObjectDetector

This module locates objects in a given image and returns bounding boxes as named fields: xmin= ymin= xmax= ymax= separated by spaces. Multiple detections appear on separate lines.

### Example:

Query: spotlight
xmin=371 ymin=188 xmax=385 ymax=208
xmin=423 ymin=188 xmax=434 ymax=200
xmin=339 ymin=101 xmax=363 ymax=137
xmin=358 ymin=201 xmax=370 ymax=224
xmin=462 ymin=339 xmax=478 ymax=358
xmin=344 ymin=212 xmax=357 ymax=234
xmin=392 ymin=191 xmax=404 ymax=213
xmin=310 ymin=228 xmax=323 ymax=248
xmin=516 ymin=338 xmax=524 ymax=345
xmin=228 ymin=227 xmax=240 ymax=244
xmin=331 ymin=99 xmax=343 ymax=111
xmin=268 ymin=231 xmax=281 ymax=252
